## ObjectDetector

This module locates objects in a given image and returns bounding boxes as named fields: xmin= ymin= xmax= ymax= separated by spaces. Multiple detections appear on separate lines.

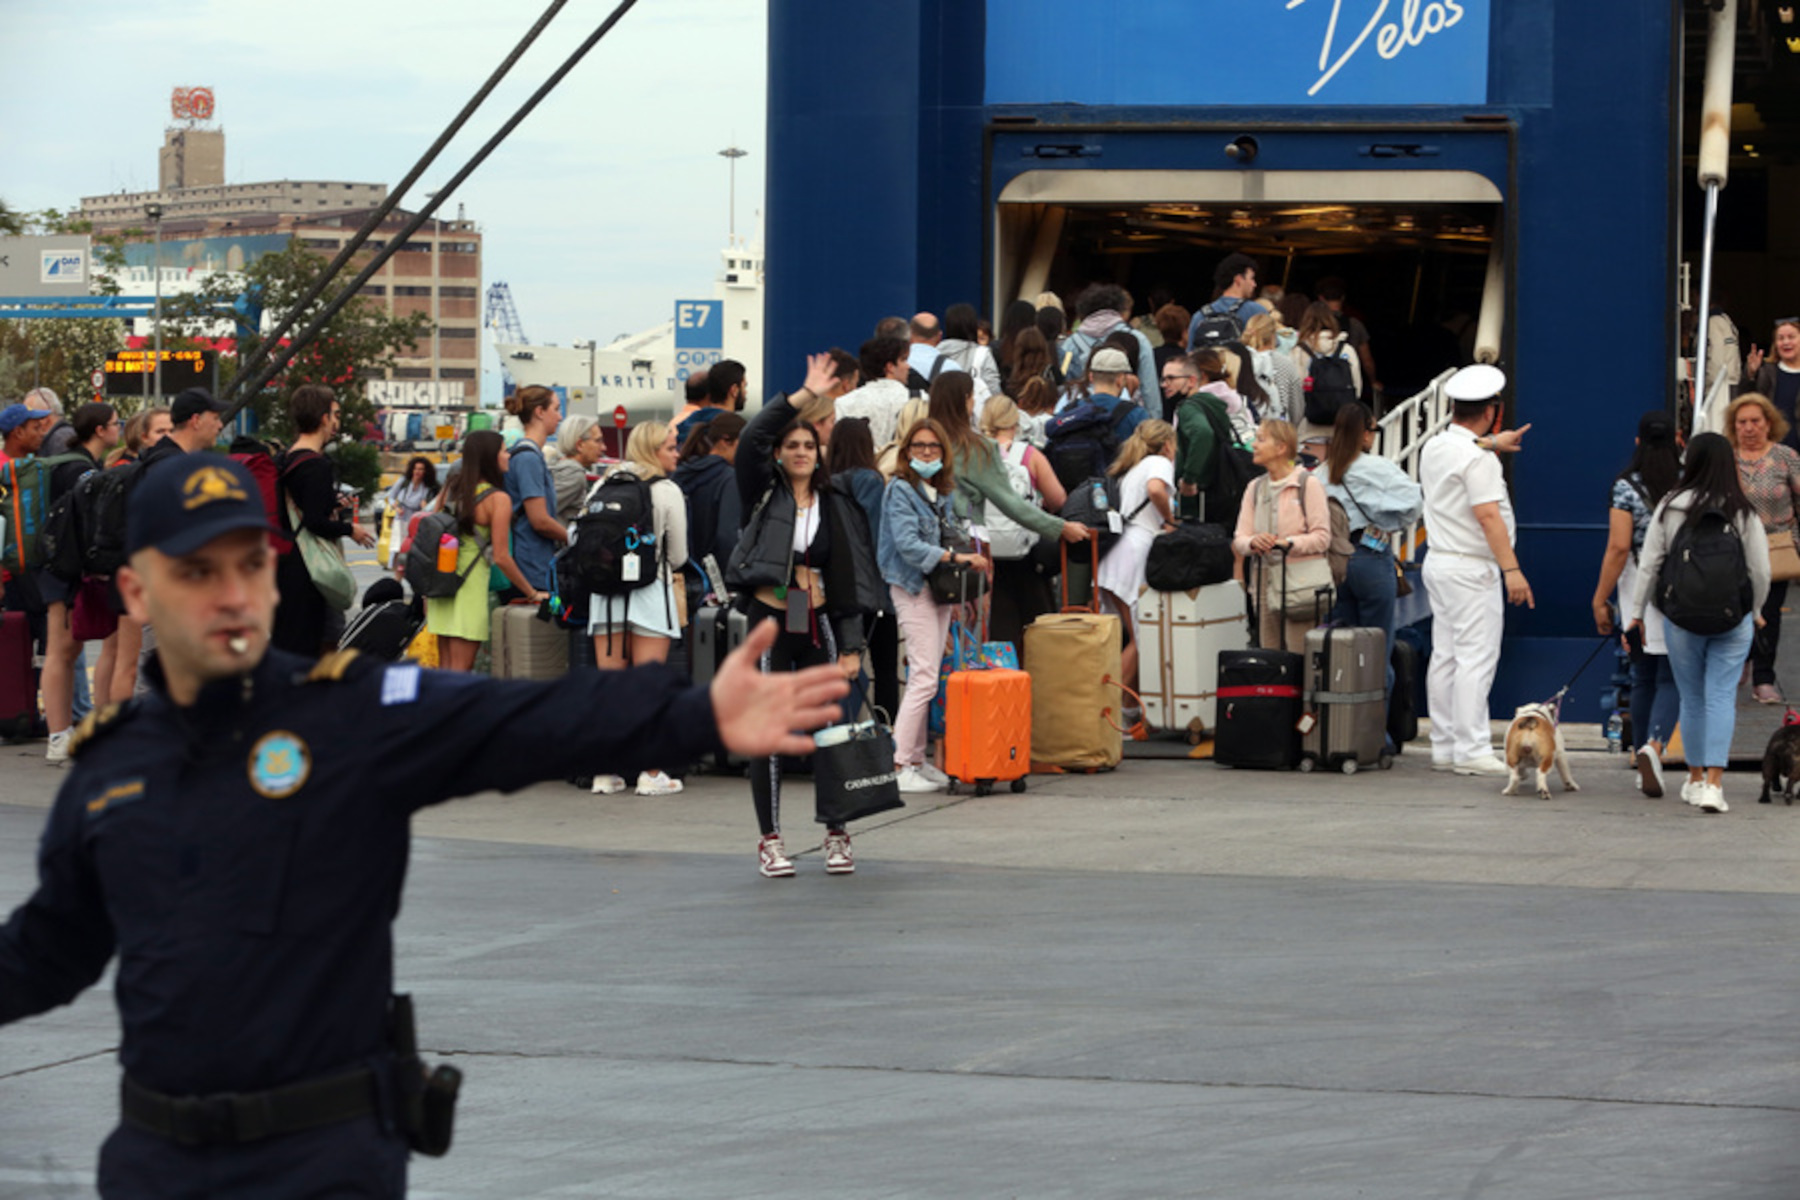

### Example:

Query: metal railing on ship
xmin=1371 ymin=366 xmax=1458 ymax=563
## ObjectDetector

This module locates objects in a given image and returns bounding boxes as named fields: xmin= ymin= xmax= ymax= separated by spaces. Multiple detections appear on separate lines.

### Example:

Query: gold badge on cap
xmin=248 ymin=731 xmax=312 ymax=799
xmin=182 ymin=465 xmax=250 ymax=511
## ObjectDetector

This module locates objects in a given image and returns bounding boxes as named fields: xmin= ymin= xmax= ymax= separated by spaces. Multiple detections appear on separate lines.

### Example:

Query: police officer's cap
xmin=1444 ymin=364 xmax=1507 ymax=403
xmin=127 ymin=457 xmax=275 ymax=557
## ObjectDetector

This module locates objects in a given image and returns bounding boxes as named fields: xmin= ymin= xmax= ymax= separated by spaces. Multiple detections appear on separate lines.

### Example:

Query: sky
xmin=1 ymin=0 xmax=768 ymax=403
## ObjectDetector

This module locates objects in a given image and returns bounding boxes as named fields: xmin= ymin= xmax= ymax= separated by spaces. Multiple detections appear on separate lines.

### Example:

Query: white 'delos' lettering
xmin=1285 ymin=0 xmax=1468 ymax=97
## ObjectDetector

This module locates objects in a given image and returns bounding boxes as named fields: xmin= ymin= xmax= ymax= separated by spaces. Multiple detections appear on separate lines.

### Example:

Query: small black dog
xmin=1758 ymin=722 xmax=1800 ymax=805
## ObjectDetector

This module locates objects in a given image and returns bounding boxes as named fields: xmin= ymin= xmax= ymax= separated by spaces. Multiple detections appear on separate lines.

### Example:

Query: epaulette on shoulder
xmin=67 ymin=702 xmax=134 ymax=760
xmin=303 ymin=649 xmax=363 ymax=684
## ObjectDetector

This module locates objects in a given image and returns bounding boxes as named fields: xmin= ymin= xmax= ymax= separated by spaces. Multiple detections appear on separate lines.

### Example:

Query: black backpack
xmin=76 ymin=462 xmax=144 ymax=578
xmin=1657 ymin=505 xmax=1753 ymax=635
xmin=404 ymin=508 xmax=489 ymax=600
xmin=1301 ymin=343 xmax=1358 ymax=427
xmin=1191 ymin=298 xmax=1247 ymax=349
xmin=562 ymin=472 xmax=661 ymax=598
xmin=1044 ymin=401 xmax=1121 ymax=492
xmin=340 ymin=598 xmax=425 ymax=662
xmin=39 ymin=464 xmax=98 ymax=584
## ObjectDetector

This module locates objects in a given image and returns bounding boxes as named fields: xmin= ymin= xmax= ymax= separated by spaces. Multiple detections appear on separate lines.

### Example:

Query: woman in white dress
xmin=586 ymin=420 xmax=690 ymax=797
xmin=1096 ymin=419 xmax=1178 ymax=695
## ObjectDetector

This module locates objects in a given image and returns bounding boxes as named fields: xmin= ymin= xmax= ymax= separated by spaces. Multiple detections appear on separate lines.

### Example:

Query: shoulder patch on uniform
xmin=68 ymin=702 xmax=132 ymax=760
xmin=304 ymin=649 xmax=362 ymax=683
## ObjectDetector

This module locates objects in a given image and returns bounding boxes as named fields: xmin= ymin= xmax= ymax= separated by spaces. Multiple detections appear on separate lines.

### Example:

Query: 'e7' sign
xmin=674 ymin=300 xmax=723 ymax=350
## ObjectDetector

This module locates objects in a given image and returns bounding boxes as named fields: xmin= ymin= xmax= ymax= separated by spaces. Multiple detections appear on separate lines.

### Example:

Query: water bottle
xmin=1605 ymin=710 xmax=1623 ymax=753
xmin=1090 ymin=479 xmax=1109 ymax=512
xmin=436 ymin=533 xmax=459 ymax=573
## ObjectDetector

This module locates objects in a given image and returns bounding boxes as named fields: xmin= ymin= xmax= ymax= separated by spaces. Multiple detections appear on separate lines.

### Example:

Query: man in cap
xmin=0 ymin=454 xmax=848 ymax=1197
xmin=1418 ymin=364 xmax=1533 ymax=776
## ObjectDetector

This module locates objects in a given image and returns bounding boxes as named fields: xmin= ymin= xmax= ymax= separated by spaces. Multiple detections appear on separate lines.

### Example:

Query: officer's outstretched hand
xmin=713 ymin=618 xmax=851 ymax=758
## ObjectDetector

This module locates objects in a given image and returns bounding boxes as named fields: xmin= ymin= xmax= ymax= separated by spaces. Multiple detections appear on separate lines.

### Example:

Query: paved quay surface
xmin=2 ymin=735 xmax=1799 ymax=1198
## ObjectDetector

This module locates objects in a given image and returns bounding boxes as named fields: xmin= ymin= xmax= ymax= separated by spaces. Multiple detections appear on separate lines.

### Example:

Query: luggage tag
xmin=621 ymin=553 xmax=642 ymax=583
xmin=1106 ymin=510 xmax=1124 ymax=535
xmin=1297 ymin=712 xmax=1317 ymax=735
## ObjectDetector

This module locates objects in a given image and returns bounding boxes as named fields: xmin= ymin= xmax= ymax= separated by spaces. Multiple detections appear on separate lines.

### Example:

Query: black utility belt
xmin=121 ymin=1065 xmax=377 ymax=1148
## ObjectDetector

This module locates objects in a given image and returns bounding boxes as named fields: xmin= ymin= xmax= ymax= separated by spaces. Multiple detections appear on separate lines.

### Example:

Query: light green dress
xmin=424 ymin=488 xmax=497 ymax=642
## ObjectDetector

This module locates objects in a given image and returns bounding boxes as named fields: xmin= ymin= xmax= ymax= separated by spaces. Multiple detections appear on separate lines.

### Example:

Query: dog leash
xmin=1543 ymin=634 xmax=1620 ymax=723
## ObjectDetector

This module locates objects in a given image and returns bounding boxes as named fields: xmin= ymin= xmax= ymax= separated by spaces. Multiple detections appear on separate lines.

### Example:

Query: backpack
xmin=0 ymin=453 xmax=90 ymax=573
xmin=340 ymin=597 xmax=426 ymax=662
xmin=1191 ymin=298 xmax=1247 ymax=349
xmin=39 ymin=471 xmax=96 ymax=584
xmin=234 ymin=450 xmax=293 ymax=555
xmin=562 ymin=471 xmax=661 ymax=598
xmin=1057 ymin=321 xmax=1129 ymax=383
xmin=1143 ymin=522 xmax=1234 ymax=592
xmin=71 ymin=464 xmax=138 ymax=578
xmin=985 ymin=440 xmax=1041 ymax=560
xmin=1044 ymin=400 xmax=1121 ymax=492
xmin=404 ymin=505 xmax=491 ymax=600
xmin=1322 ymin=493 xmax=1353 ymax=586
xmin=1301 ymin=343 xmax=1357 ymax=427
xmin=1656 ymin=505 xmax=1753 ymax=635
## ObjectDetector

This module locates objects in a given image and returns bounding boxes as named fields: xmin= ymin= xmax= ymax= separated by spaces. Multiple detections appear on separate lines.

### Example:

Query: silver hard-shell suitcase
xmin=1300 ymin=626 xmax=1392 ymax=773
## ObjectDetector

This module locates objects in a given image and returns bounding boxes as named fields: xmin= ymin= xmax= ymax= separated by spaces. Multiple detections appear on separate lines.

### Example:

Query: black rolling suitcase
xmin=1213 ymin=648 xmax=1304 ymax=770
xmin=1388 ymin=637 xmax=1420 ymax=748
xmin=691 ymin=603 xmax=750 ymax=772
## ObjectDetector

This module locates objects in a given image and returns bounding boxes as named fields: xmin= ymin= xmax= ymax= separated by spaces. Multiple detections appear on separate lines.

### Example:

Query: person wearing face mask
xmin=730 ymin=354 xmax=884 ymax=879
xmin=879 ymin=418 xmax=988 ymax=795
xmin=1418 ymin=365 xmax=1533 ymax=776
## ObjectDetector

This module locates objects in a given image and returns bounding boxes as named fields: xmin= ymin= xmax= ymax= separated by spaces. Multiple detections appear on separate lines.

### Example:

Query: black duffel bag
xmin=1144 ymin=521 xmax=1235 ymax=592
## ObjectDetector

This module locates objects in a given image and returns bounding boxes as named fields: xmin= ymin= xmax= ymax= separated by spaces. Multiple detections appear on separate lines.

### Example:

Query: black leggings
xmin=750 ymin=608 xmax=840 ymax=837
xmin=1752 ymin=580 xmax=1788 ymax=687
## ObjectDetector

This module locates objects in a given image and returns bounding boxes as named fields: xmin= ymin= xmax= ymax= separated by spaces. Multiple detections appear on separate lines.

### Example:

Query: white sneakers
xmin=895 ymin=765 xmax=940 ymax=794
xmin=1452 ymin=755 xmax=1510 ymax=777
xmin=591 ymin=775 xmax=627 ymax=795
xmin=1693 ymin=783 xmax=1729 ymax=814
xmin=45 ymin=730 xmax=70 ymax=765
xmin=635 ymin=771 xmax=683 ymax=796
xmin=758 ymin=834 xmax=795 ymax=878
xmin=916 ymin=762 xmax=951 ymax=787
xmin=1636 ymin=745 xmax=1665 ymax=798
xmin=823 ymin=831 xmax=855 ymax=875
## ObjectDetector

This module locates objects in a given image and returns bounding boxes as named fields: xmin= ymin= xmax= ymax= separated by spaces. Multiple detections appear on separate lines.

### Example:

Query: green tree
xmin=0 ymin=317 xmax=128 ymax=408
xmin=162 ymin=240 xmax=433 ymax=446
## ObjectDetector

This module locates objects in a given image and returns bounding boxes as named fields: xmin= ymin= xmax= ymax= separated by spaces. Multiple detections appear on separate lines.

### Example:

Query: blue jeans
xmin=1628 ymin=642 xmax=1678 ymax=751
xmin=1662 ymin=615 xmax=1755 ymax=769
xmin=1328 ymin=546 xmax=1398 ymax=692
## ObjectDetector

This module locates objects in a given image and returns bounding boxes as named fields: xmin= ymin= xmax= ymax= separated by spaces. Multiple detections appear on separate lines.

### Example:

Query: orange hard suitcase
xmin=942 ymin=666 xmax=1032 ymax=796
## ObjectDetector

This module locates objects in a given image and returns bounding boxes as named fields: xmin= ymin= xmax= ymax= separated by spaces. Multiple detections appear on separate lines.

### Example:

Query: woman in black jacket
xmin=730 ymin=354 xmax=883 ymax=880
xmin=274 ymin=385 xmax=376 ymax=656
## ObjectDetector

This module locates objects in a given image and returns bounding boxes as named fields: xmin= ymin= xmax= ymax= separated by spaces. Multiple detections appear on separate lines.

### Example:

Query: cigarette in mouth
xmin=228 ymin=636 xmax=249 ymax=655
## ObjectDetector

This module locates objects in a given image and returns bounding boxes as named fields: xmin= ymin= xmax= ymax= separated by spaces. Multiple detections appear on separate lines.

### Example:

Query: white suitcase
xmin=1135 ymin=582 xmax=1252 ymax=740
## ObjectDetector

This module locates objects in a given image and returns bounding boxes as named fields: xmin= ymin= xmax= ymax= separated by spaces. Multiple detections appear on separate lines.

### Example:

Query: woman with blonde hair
xmin=1241 ymin=312 xmax=1304 ymax=425
xmin=1096 ymin=420 xmax=1178 ymax=691
xmin=1233 ymin=418 xmax=1333 ymax=652
xmin=980 ymin=393 xmax=1067 ymax=650
xmin=1723 ymin=391 xmax=1800 ymax=702
xmin=586 ymin=419 xmax=691 ymax=794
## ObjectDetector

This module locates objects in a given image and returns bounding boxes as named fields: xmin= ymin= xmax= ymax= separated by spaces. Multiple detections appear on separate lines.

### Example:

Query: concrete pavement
xmin=2 ymin=739 xmax=1799 ymax=1197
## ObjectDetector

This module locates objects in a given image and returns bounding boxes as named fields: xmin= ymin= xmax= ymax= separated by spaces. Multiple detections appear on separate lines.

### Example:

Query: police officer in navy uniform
xmin=0 ymin=455 xmax=849 ymax=1198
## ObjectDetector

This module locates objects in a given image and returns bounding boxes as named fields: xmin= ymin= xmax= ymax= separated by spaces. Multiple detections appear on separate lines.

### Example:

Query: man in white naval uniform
xmin=1419 ymin=364 xmax=1534 ymax=775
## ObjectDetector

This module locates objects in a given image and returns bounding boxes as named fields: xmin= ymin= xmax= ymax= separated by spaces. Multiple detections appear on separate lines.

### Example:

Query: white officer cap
xmin=1444 ymin=364 xmax=1507 ymax=403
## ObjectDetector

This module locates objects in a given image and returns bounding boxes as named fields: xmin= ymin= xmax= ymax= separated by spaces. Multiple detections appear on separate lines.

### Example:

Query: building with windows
xmin=79 ymin=126 xmax=480 ymax=407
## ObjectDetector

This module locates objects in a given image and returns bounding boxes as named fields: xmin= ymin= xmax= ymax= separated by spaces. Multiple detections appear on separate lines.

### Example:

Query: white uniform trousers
xmin=1421 ymin=554 xmax=1505 ymax=764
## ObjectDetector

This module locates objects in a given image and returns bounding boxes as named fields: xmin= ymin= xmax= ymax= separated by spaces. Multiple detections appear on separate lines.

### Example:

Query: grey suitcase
xmin=1300 ymin=626 xmax=1391 ymax=774
xmin=490 ymin=604 xmax=568 ymax=680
